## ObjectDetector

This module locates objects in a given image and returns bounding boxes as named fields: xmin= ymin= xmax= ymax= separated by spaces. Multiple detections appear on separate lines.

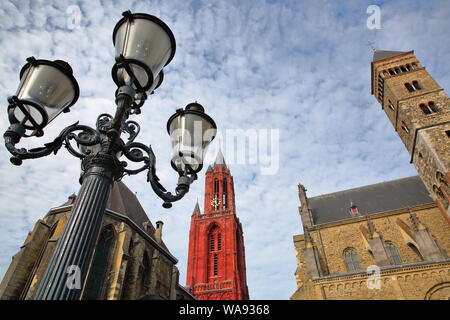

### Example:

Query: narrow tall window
xmin=388 ymin=100 xmax=395 ymax=111
xmin=401 ymin=121 xmax=410 ymax=134
xmin=412 ymin=80 xmax=421 ymax=90
xmin=400 ymin=66 xmax=407 ymax=72
xmin=222 ymin=180 xmax=227 ymax=210
xmin=217 ymin=234 xmax=222 ymax=251
xmin=385 ymin=242 xmax=401 ymax=265
xmin=140 ymin=252 xmax=151 ymax=296
xmin=209 ymin=233 xmax=215 ymax=252
xmin=213 ymin=254 xmax=218 ymax=276
xmin=343 ymin=248 xmax=361 ymax=272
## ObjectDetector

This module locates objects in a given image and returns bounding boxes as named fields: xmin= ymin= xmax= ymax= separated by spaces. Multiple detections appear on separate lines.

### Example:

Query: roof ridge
xmin=310 ymin=176 xmax=421 ymax=200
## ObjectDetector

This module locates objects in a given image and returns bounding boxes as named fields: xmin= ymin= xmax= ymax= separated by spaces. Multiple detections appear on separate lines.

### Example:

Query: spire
xmin=372 ymin=50 xmax=407 ymax=62
xmin=213 ymin=149 xmax=227 ymax=168
xmin=192 ymin=200 xmax=201 ymax=215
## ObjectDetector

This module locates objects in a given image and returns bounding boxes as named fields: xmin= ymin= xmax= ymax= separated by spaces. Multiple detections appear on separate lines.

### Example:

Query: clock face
xmin=210 ymin=197 xmax=221 ymax=207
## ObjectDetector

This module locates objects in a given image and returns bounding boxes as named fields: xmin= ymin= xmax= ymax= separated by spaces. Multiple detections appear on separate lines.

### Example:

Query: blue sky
xmin=0 ymin=0 xmax=449 ymax=300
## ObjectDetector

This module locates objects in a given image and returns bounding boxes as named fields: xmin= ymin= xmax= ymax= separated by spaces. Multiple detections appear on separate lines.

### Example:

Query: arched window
xmin=83 ymin=225 xmax=115 ymax=300
xmin=400 ymin=66 xmax=407 ymax=72
xmin=420 ymin=103 xmax=432 ymax=115
xmin=405 ymin=83 xmax=415 ymax=92
xmin=395 ymin=67 xmax=401 ymax=74
xmin=388 ymin=69 xmax=395 ymax=76
xmin=343 ymin=248 xmax=361 ymax=272
xmin=408 ymin=243 xmax=424 ymax=261
xmin=405 ymin=64 xmax=411 ymax=71
xmin=412 ymin=80 xmax=421 ymax=90
xmin=385 ymin=242 xmax=402 ymax=265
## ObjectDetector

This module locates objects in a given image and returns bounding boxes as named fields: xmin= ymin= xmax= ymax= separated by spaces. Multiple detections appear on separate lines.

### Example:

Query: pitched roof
xmin=372 ymin=50 xmax=407 ymax=62
xmin=309 ymin=176 xmax=434 ymax=225
xmin=106 ymin=181 xmax=154 ymax=230
xmin=213 ymin=149 xmax=227 ymax=167
xmin=192 ymin=200 xmax=201 ymax=215
xmin=58 ymin=181 xmax=156 ymax=237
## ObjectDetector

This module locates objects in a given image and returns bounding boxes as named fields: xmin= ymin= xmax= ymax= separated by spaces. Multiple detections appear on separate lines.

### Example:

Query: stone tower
xmin=371 ymin=50 xmax=450 ymax=221
xmin=186 ymin=150 xmax=249 ymax=300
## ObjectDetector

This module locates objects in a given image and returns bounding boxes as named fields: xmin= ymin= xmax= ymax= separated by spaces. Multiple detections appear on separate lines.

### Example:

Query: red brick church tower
xmin=186 ymin=150 xmax=249 ymax=300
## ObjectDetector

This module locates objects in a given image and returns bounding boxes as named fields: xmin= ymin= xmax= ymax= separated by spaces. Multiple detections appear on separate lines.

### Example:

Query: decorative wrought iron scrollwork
xmin=4 ymin=122 xmax=101 ymax=165
xmin=123 ymin=120 xmax=140 ymax=143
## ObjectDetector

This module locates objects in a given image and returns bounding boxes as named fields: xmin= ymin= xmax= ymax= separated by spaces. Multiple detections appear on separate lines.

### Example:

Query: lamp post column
xmin=34 ymin=96 xmax=130 ymax=300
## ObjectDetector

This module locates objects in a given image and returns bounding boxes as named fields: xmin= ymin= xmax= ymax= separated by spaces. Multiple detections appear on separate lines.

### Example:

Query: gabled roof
xmin=309 ymin=176 xmax=434 ymax=225
xmin=372 ymin=50 xmax=407 ymax=62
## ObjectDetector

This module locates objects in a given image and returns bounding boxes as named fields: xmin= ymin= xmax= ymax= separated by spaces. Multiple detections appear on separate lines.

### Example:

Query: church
xmin=291 ymin=50 xmax=450 ymax=300
xmin=0 ymin=181 xmax=194 ymax=300
xmin=185 ymin=150 xmax=250 ymax=300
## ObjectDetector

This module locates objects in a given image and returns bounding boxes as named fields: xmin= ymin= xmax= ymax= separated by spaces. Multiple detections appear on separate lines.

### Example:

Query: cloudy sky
xmin=0 ymin=0 xmax=449 ymax=300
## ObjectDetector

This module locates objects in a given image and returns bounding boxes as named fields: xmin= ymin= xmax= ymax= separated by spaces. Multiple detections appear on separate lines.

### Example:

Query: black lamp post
xmin=3 ymin=11 xmax=216 ymax=300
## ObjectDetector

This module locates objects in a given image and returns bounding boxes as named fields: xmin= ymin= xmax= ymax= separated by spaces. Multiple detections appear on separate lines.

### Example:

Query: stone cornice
xmin=312 ymin=259 xmax=450 ymax=284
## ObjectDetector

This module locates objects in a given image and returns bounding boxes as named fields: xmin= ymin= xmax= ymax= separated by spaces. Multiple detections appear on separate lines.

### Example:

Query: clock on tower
xmin=186 ymin=150 xmax=249 ymax=300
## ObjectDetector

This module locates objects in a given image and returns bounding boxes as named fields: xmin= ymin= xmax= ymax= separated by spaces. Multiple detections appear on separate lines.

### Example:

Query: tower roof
xmin=192 ymin=200 xmax=201 ymax=215
xmin=372 ymin=50 xmax=407 ymax=62
xmin=213 ymin=149 xmax=227 ymax=168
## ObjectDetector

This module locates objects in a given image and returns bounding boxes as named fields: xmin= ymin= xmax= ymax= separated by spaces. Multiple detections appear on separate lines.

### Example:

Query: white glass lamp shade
xmin=167 ymin=103 xmax=217 ymax=174
xmin=112 ymin=12 xmax=175 ymax=92
xmin=8 ymin=57 xmax=79 ymax=132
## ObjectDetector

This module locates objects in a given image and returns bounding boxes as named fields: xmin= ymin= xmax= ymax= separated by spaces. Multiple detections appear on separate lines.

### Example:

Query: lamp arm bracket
xmin=3 ymin=122 xmax=101 ymax=166
xmin=145 ymin=145 xmax=196 ymax=208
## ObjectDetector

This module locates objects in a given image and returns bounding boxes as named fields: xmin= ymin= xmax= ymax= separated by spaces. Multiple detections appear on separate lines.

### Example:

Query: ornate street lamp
xmin=3 ymin=11 xmax=216 ymax=300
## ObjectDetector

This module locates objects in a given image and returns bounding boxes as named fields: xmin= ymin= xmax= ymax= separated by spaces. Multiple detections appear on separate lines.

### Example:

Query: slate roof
xmin=372 ymin=50 xmax=407 ymax=62
xmin=106 ymin=181 xmax=154 ymax=228
xmin=309 ymin=176 xmax=434 ymax=225
xmin=58 ymin=181 xmax=156 ymax=239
